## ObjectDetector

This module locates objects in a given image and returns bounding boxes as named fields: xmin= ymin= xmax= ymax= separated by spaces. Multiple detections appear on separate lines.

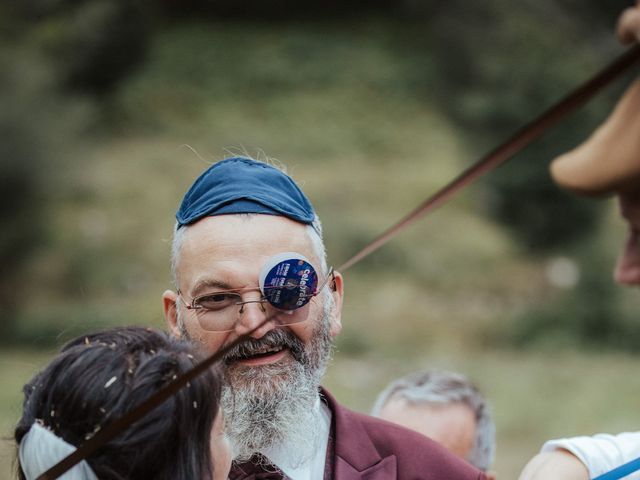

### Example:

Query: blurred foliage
xmin=0 ymin=50 xmax=97 ymax=341
xmin=8 ymin=0 xmax=149 ymax=94
xmin=0 ymin=64 xmax=46 ymax=339
xmin=417 ymin=0 xmax=633 ymax=252
xmin=0 ymin=0 xmax=147 ymax=340
xmin=153 ymin=0 xmax=396 ymax=19
xmin=483 ymin=151 xmax=601 ymax=252
xmin=506 ymin=242 xmax=640 ymax=352
xmin=1 ymin=0 xmax=638 ymax=354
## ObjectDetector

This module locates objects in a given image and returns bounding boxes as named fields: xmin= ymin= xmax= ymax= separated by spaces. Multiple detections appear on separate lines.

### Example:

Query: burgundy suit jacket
xmin=322 ymin=388 xmax=487 ymax=480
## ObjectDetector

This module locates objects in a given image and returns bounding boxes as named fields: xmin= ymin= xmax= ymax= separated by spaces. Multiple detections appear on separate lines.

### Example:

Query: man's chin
xmin=225 ymin=353 xmax=299 ymax=390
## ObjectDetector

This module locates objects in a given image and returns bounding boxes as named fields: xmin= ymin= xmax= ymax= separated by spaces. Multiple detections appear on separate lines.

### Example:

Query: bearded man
xmin=162 ymin=157 xmax=486 ymax=480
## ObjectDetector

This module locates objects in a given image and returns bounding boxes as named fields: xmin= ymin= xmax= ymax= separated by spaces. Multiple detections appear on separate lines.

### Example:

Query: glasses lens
xmin=261 ymin=257 xmax=318 ymax=311
xmin=193 ymin=292 xmax=241 ymax=331
xmin=195 ymin=292 xmax=242 ymax=311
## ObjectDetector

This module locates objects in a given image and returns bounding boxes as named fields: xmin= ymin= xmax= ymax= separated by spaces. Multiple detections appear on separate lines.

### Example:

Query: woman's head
xmin=15 ymin=326 xmax=228 ymax=480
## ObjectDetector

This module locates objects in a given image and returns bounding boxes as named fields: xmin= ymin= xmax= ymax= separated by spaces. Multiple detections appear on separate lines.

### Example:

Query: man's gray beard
xmin=221 ymin=301 xmax=334 ymax=466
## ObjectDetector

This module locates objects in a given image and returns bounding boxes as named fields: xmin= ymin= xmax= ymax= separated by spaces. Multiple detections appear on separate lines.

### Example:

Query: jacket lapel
xmin=334 ymin=456 xmax=397 ymax=480
xmin=320 ymin=388 xmax=398 ymax=480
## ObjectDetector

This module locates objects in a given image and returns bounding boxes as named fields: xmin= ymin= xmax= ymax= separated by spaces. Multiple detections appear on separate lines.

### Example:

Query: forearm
xmin=519 ymin=450 xmax=589 ymax=480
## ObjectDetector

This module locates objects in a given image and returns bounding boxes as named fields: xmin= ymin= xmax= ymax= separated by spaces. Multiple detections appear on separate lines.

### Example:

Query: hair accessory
xmin=176 ymin=157 xmax=317 ymax=229
xmin=19 ymin=423 xmax=98 ymax=480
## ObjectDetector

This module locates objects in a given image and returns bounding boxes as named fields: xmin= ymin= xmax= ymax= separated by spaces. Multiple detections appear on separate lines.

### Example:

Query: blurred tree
xmin=395 ymin=0 xmax=632 ymax=252
xmin=0 ymin=58 xmax=47 ymax=340
xmin=0 ymin=0 xmax=149 ymax=342
xmin=153 ymin=0 xmax=395 ymax=19
xmin=2 ymin=0 xmax=636 ymax=348
xmin=0 ymin=52 xmax=98 ymax=342
xmin=508 ymin=243 xmax=640 ymax=352
xmin=13 ymin=0 xmax=149 ymax=95
xmin=378 ymin=1 xmax=640 ymax=351
xmin=482 ymin=136 xmax=603 ymax=252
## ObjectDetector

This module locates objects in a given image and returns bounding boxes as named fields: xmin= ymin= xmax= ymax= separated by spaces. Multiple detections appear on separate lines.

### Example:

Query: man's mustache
xmin=223 ymin=329 xmax=306 ymax=364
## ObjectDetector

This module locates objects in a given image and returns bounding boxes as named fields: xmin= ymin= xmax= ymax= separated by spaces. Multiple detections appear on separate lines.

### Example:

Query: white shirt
xmin=261 ymin=397 xmax=332 ymax=480
xmin=542 ymin=432 xmax=640 ymax=479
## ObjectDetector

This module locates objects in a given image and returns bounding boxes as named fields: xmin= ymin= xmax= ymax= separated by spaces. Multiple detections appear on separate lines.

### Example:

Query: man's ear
xmin=163 ymin=290 xmax=181 ymax=338
xmin=328 ymin=271 xmax=344 ymax=338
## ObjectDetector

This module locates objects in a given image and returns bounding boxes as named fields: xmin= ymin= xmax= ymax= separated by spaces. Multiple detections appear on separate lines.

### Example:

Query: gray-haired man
xmin=372 ymin=370 xmax=496 ymax=479
xmin=162 ymin=157 xmax=487 ymax=480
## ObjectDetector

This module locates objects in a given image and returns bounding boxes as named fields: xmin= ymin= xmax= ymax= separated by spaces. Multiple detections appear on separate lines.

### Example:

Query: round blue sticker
xmin=259 ymin=253 xmax=318 ymax=310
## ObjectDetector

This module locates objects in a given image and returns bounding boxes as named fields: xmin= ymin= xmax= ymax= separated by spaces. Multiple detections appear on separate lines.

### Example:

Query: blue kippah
xmin=176 ymin=157 xmax=317 ymax=228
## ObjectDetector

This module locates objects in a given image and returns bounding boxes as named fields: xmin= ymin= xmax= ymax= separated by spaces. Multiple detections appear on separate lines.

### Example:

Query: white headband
xmin=19 ymin=423 xmax=98 ymax=480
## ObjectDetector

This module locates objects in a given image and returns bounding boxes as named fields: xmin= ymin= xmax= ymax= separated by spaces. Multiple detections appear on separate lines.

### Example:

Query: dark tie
xmin=229 ymin=453 xmax=286 ymax=480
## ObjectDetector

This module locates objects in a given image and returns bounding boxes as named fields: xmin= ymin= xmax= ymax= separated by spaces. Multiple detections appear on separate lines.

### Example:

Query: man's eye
xmin=196 ymin=293 xmax=239 ymax=310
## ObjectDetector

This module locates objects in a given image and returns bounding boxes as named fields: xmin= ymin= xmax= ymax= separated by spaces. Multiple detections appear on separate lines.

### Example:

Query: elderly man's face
xmin=163 ymin=214 xmax=343 ymax=382
xmin=164 ymin=215 xmax=344 ymax=459
xmin=378 ymin=398 xmax=477 ymax=462
xmin=614 ymin=192 xmax=640 ymax=285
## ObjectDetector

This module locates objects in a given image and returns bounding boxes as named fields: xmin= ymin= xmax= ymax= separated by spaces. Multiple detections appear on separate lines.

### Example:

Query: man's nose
xmin=234 ymin=300 xmax=276 ymax=338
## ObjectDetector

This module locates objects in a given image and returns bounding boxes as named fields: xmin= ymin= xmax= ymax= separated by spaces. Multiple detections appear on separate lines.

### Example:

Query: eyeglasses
xmin=178 ymin=267 xmax=334 ymax=332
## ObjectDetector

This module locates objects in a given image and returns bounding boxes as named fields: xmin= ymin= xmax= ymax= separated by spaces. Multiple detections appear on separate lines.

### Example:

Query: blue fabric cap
xmin=176 ymin=157 xmax=316 ymax=228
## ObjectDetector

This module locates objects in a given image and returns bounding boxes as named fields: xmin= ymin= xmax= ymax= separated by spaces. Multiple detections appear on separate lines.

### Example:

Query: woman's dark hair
xmin=15 ymin=327 xmax=221 ymax=480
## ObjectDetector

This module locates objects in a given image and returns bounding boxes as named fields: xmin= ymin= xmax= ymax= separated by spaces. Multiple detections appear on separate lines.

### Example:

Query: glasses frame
xmin=177 ymin=267 xmax=335 ymax=332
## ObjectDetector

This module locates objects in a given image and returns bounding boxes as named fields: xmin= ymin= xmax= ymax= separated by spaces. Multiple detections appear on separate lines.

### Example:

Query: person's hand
xmin=617 ymin=0 xmax=640 ymax=45
xmin=518 ymin=450 xmax=589 ymax=480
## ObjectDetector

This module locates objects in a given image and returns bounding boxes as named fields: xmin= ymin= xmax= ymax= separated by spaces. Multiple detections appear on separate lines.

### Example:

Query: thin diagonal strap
xmin=593 ymin=456 xmax=640 ymax=480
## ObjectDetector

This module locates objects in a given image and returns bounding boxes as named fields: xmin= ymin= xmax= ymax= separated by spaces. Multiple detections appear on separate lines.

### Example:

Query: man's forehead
xmin=180 ymin=214 xmax=317 ymax=262
xmin=384 ymin=397 xmax=476 ymax=427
